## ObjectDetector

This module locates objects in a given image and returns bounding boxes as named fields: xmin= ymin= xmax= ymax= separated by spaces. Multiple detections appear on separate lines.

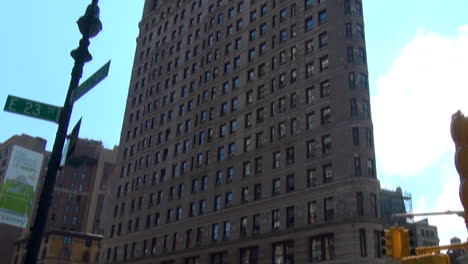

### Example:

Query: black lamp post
xmin=24 ymin=1 xmax=102 ymax=263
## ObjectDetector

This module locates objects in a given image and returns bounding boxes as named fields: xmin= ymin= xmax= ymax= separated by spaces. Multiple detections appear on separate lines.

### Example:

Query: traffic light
xmin=401 ymin=229 xmax=415 ymax=257
xmin=381 ymin=229 xmax=393 ymax=257
xmin=451 ymin=111 xmax=468 ymax=226
xmin=381 ymin=227 xmax=404 ymax=259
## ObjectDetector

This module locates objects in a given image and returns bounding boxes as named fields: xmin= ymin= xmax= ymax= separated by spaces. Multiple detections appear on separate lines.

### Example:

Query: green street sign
xmin=72 ymin=60 xmax=111 ymax=103
xmin=4 ymin=95 xmax=62 ymax=123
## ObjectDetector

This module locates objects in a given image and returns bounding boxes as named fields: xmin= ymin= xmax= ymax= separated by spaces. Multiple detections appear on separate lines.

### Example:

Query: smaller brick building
xmin=11 ymin=139 xmax=118 ymax=264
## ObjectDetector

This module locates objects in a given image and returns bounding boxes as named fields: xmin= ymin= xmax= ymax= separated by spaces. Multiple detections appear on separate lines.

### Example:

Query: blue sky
xmin=1 ymin=0 xmax=467 ymax=244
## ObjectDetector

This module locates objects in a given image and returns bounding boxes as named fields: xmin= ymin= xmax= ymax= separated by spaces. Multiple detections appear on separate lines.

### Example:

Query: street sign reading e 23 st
xmin=4 ymin=95 xmax=62 ymax=123
xmin=71 ymin=60 xmax=111 ymax=103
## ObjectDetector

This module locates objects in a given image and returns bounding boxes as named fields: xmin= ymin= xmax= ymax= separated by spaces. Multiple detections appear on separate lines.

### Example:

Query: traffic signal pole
xmin=24 ymin=1 xmax=102 ymax=263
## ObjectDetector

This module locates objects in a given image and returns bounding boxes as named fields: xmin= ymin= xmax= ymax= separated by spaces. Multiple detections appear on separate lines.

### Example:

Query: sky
xmin=1 ymin=0 xmax=467 ymax=245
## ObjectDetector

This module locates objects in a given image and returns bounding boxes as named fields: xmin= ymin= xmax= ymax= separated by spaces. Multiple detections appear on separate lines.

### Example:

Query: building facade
xmin=12 ymin=230 xmax=102 ymax=264
xmin=380 ymin=187 xmax=411 ymax=227
xmin=103 ymin=0 xmax=382 ymax=263
xmin=0 ymin=134 xmax=47 ymax=264
xmin=11 ymin=139 xmax=118 ymax=264
xmin=407 ymin=219 xmax=439 ymax=247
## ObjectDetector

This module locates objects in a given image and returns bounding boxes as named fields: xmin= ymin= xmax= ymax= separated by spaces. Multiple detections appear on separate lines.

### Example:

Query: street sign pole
xmin=24 ymin=1 xmax=102 ymax=263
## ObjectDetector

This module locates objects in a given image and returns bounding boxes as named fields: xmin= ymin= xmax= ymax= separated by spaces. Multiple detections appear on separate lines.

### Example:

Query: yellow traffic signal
xmin=391 ymin=227 xmax=403 ymax=259
xmin=382 ymin=227 xmax=406 ymax=259
xmin=401 ymin=229 xmax=415 ymax=257
xmin=383 ymin=229 xmax=393 ymax=257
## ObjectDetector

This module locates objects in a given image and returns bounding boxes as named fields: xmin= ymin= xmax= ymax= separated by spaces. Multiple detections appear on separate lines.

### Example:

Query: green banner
xmin=0 ymin=145 xmax=44 ymax=228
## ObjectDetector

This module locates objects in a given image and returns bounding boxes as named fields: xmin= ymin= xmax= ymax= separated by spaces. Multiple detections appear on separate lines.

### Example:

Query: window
xmin=280 ymin=9 xmax=287 ymax=22
xmin=272 ymin=178 xmax=281 ymax=196
xmin=319 ymin=80 xmax=330 ymax=98
xmin=350 ymin=98 xmax=358 ymax=117
xmin=305 ymin=39 xmax=314 ymax=54
xmin=308 ymin=201 xmax=317 ymax=224
xmin=254 ymin=183 xmax=262 ymax=200
xmin=249 ymin=49 xmax=256 ymax=61
xmin=356 ymin=1 xmax=363 ymax=16
xmin=286 ymin=206 xmax=295 ymax=228
xmin=259 ymin=43 xmax=267 ymax=55
xmin=250 ymin=10 xmax=257 ymax=22
xmin=324 ymin=197 xmax=334 ymax=221
xmin=241 ymin=187 xmax=249 ymax=203
xmin=202 ymin=176 xmax=208 ymax=191
xmin=273 ymin=241 xmax=294 ymax=264
xmin=347 ymin=46 xmax=354 ymax=63
xmin=272 ymin=209 xmax=280 ymax=231
xmin=319 ymin=32 xmax=328 ymax=47
xmin=359 ymin=47 xmax=367 ymax=64
xmin=243 ymin=161 xmax=251 ymax=177
xmin=307 ymin=169 xmax=317 ymax=187
xmin=305 ymin=17 xmax=314 ymax=31
xmin=318 ymin=10 xmax=327 ymax=24
xmin=273 ymin=152 xmax=280 ymax=168
xmin=231 ymin=97 xmax=239 ymax=111
xmin=261 ymin=4 xmax=268 ymax=15
xmin=365 ymin=128 xmax=373 ymax=147
xmin=249 ymin=29 xmax=257 ymax=41
xmin=290 ymin=68 xmax=297 ymax=83
xmin=240 ymin=246 xmax=259 ymax=264
xmin=306 ymin=87 xmax=315 ymax=104
xmin=280 ymin=29 xmax=288 ymax=42
xmin=363 ymin=100 xmax=371 ymax=119
xmin=357 ymin=192 xmax=364 ymax=216
xmin=348 ymin=72 xmax=356 ymax=89
xmin=353 ymin=127 xmax=360 ymax=146
xmin=306 ymin=62 xmax=314 ymax=78
xmin=212 ymin=224 xmax=220 ymax=242
xmin=234 ymin=56 xmax=241 ymax=69
xmin=323 ymin=163 xmax=333 ymax=183
xmin=321 ymin=107 xmax=331 ymax=124
xmin=322 ymin=134 xmax=331 ymax=154
xmin=346 ymin=23 xmax=352 ymax=39
xmin=227 ymin=167 xmax=234 ymax=182
xmin=260 ymin=23 xmax=267 ymax=35
xmin=310 ymin=234 xmax=335 ymax=261
xmin=360 ymin=229 xmax=367 ymax=257
xmin=286 ymin=174 xmax=295 ymax=192
xmin=354 ymin=157 xmax=362 ymax=176
xmin=357 ymin=24 xmax=365 ymax=40
xmin=286 ymin=146 xmax=294 ymax=164
xmin=368 ymin=159 xmax=376 ymax=178
xmin=199 ymin=200 xmax=206 ymax=215
xmin=218 ymin=146 xmax=225 ymax=161
xmin=374 ymin=230 xmax=382 ymax=258
xmin=305 ymin=0 xmax=313 ymax=9
xmin=344 ymin=0 xmax=351 ymax=14
xmin=319 ymin=55 xmax=329 ymax=71
xmin=359 ymin=73 xmax=368 ymax=90
xmin=225 ymin=192 xmax=232 ymax=207
xmin=214 ymin=195 xmax=221 ymax=211
xmin=223 ymin=221 xmax=231 ymax=240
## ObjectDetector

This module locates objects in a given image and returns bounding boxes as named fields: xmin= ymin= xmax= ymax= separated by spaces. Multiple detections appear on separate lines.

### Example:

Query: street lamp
xmin=24 ymin=1 xmax=102 ymax=263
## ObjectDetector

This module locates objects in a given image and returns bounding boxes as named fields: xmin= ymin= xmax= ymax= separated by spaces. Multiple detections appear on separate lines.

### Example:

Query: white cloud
xmin=372 ymin=26 xmax=468 ymax=177
xmin=413 ymin=176 xmax=467 ymax=244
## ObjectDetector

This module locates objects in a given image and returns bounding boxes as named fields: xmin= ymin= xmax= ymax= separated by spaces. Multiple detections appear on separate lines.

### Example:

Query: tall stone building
xmin=103 ymin=0 xmax=382 ymax=263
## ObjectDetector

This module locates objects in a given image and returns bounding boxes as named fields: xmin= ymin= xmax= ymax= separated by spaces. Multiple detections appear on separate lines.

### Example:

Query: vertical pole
xmin=23 ymin=1 xmax=99 ymax=263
